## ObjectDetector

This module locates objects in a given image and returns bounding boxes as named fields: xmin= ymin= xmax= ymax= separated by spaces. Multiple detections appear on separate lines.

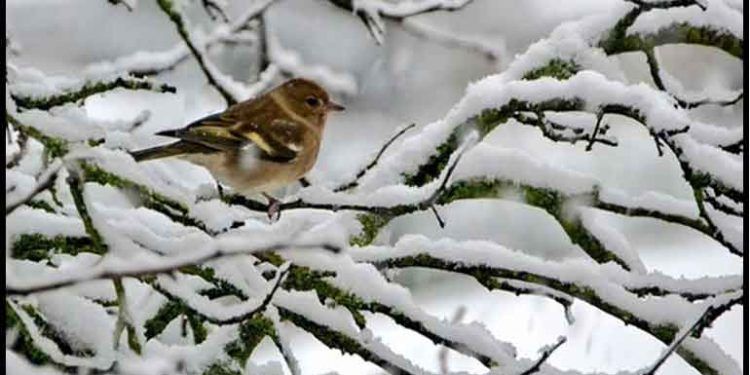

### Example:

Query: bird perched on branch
xmin=131 ymin=78 xmax=344 ymax=219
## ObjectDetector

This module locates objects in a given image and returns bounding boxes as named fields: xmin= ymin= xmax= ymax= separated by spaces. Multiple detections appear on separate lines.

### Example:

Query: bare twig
xmin=719 ymin=139 xmax=743 ymax=154
xmin=512 ymin=112 xmax=617 ymax=148
xmin=624 ymin=0 xmax=706 ymax=11
xmin=335 ymin=123 xmax=417 ymax=192
xmin=438 ymin=306 xmax=466 ymax=374
xmin=155 ymin=0 xmax=239 ymax=104
xmin=201 ymin=0 xmax=230 ymax=22
xmin=639 ymin=307 xmax=713 ymax=375
xmin=704 ymin=194 xmax=743 ymax=217
xmin=644 ymin=46 xmax=742 ymax=110
xmin=682 ymin=91 xmax=743 ymax=109
xmin=585 ymin=111 xmax=604 ymax=151
xmin=690 ymin=291 xmax=744 ymax=338
xmin=518 ymin=336 xmax=567 ymax=375
xmin=226 ymin=132 xmax=474 ymax=225
xmin=107 ymin=0 xmax=134 ymax=11
xmin=401 ymin=20 xmax=504 ymax=62
xmin=93 ymin=0 xmax=275 ymax=78
xmin=486 ymin=278 xmax=575 ymax=324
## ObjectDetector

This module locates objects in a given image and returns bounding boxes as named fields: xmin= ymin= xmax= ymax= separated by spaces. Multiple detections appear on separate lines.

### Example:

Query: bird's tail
xmin=131 ymin=142 xmax=190 ymax=162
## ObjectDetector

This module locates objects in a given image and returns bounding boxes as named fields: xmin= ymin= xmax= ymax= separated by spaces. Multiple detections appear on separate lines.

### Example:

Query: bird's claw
xmin=263 ymin=193 xmax=282 ymax=222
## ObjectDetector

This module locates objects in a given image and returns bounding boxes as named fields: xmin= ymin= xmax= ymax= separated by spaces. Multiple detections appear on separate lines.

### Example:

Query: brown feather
xmin=131 ymin=78 xmax=341 ymax=194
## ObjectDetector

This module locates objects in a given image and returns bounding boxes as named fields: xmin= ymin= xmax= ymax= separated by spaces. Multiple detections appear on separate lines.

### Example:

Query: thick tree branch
xmin=6 ymin=243 xmax=338 ymax=296
xmin=364 ymin=251 xmax=732 ymax=375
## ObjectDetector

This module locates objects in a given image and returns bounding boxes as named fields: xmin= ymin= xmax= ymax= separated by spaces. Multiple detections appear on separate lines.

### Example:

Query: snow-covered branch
xmin=329 ymin=0 xmax=475 ymax=44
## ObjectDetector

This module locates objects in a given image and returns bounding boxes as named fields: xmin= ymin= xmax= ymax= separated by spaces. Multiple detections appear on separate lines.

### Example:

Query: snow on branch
xmin=155 ymin=0 xmax=245 ymax=104
xmin=6 ymin=159 xmax=63 ymax=216
xmin=8 ymin=69 xmax=175 ymax=112
xmin=401 ymin=19 xmax=505 ymax=65
xmin=329 ymin=0 xmax=475 ymax=44
xmin=353 ymin=235 xmax=742 ymax=374
xmin=265 ymin=34 xmax=358 ymax=95
xmin=87 ymin=0 xmax=276 ymax=78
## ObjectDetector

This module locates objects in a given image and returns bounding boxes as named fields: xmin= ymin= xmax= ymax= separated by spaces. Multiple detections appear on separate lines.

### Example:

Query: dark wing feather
xmin=153 ymin=97 xmax=305 ymax=163
xmin=156 ymin=112 xmax=245 ymax=152
xmin=131 ymin=141 xmax=217 ymax=161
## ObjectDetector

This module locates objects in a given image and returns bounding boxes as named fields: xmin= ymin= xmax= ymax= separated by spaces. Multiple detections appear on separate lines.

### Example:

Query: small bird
xmin=131 ymin=78 xmax=344 ymax=218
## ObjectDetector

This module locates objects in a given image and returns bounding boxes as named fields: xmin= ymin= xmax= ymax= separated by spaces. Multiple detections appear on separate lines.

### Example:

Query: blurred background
xmin=7 ymin=0 xmax=743 ymax=373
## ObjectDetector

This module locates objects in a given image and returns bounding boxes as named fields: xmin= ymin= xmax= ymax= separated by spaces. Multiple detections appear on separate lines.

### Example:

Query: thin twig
xmin=438 ymin=306 xmax=466 ymax=374
xmin=401 ymin=20 xmax=503 ymax=62
xmin=155 ymin=0 xmax=239 ymax=104
xmin=334 ymin=123 xmax=417 ymax=192
xmin=107 ymin=0 xmax=134 ymax=11
xmin=201 ymin=0 xmax=230 ymax=22
xmin=682 ymin=91 xmax=743 ymax=109
xmin=585 ymin=111 xmax=604 ymax=151
xmin=226 ymin=132 xmax=474 ymax=224
xmin=704 ymin=195 xmax=743 ymax=217
xmin=625 ymin=0 xmax=706 ymax=11
xmin=512 ymin=112 xmax=617 ymax=148
xmin=640 ymin=307 xmax=713 ymax=375
xmin=643 ymin=46 xmax=742 ymax=109
xmin=518 ymin=336 xmax=567 ymax=375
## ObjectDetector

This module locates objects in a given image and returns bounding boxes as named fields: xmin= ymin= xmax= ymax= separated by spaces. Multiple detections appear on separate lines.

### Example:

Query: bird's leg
xmin=262 ymin=192 xmax=282 ymax=221
xmin=217 ymin=183 xmax=226 ymax=200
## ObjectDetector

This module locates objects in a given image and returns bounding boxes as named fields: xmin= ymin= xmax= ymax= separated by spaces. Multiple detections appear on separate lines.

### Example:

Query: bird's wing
xmin=156 ymin=110 xmax=302 ymax=163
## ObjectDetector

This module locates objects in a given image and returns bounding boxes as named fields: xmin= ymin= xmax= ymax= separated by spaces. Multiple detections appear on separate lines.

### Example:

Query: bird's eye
xmin=305 ymin=97 xmax=320 ymax=107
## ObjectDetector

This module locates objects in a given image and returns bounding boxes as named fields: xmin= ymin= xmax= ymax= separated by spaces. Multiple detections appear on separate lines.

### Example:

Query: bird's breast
xmin=180 ymin=146 xmax=318 ymax=195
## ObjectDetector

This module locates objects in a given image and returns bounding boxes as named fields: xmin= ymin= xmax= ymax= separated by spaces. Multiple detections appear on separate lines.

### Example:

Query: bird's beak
xmin=327 ymin=101 xmax=345 ymax=112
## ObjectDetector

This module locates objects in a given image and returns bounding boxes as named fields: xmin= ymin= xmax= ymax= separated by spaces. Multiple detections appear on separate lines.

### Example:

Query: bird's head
xmin=274 ymin=78 xmax=344 ymax=128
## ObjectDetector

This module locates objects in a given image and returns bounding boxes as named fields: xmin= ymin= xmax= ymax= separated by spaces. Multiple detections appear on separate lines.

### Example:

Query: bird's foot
xmin=263 ymin=193 xmax=282 ymax=222
xmin=217 ymin=183 xmax=226 ymax=200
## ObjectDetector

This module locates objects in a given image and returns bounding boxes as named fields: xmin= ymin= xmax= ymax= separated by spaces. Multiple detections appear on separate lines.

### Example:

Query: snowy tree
xmin=5 ymin=0 xmax=743 ymax=374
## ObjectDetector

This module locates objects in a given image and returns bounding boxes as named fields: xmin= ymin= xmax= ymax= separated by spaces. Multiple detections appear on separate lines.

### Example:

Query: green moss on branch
xmin=11 ymin=234 xmax=100 ymax=262
xmin=522 ymin=59 xmax=580 ymax=80
xmin=439 ymin=178 xmax=632 ymax=269
xmin=6 ymin=114 xmax=69 ymax=159
xmin=79 ymin=162 xmax=209 ymax=232
xmin=6 ymin=302 xmax=51 ymax=365
xmin=372 ymin=253 xmax=678 ymax=343
xmin=350 ymin=213 xmax=392 ymax=247
xmin=402 ymin=98 xmax=584 ymax=187
xmin=224 ymin=316 xmax=276 ymax=365
xmin=11 ymin=77 xmax=176 ymax=111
